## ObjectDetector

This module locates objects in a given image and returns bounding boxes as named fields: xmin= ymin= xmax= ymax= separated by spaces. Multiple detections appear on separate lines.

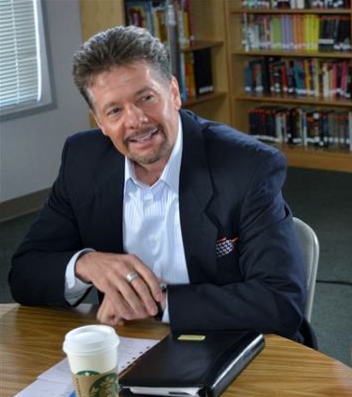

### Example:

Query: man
xmin=9 ymin=26 xmax=311 ymax=345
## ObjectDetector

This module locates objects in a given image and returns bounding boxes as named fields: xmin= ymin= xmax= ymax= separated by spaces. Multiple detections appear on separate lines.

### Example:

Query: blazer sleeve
xmin=168 ymin=148 xmax=307 ymax=341
xmin=9 ymin=138 xmax=85 ymax=307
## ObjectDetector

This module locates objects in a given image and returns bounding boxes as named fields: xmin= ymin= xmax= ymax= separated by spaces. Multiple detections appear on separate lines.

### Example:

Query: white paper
xmin=14 ymin=336 xmax=159 ymax=397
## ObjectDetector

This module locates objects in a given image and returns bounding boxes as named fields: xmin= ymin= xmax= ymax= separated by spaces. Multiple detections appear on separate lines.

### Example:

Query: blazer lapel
xmin=87 ymin=147 xmax=125 ymax=253
xmin=179 ymin=110 xmax=218 ymax=283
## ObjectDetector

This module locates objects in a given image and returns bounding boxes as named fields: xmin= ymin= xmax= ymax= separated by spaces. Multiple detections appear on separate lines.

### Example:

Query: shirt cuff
xmin=161 ymin=292 xmax=170 ymax=323
xmin=64 ymin=248 xmax=94 ymax=305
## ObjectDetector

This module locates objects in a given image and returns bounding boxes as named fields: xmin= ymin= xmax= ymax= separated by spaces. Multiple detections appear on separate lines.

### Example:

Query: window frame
xmin=0 ymin=0 xmax=55 ymax=121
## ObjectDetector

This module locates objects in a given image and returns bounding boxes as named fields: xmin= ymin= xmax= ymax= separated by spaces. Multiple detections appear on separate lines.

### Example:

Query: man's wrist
xmin=65 ymin=249 xmax=94 ymax=304
xmin=75 ymin=250 xmax=95 ymax=284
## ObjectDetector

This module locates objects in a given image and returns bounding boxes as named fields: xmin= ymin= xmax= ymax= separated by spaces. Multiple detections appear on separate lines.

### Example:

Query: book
xmin=348 ymin=111 xmax=352 ymax=151
xmin=120 ymin=331 xmax=265 ymax=397
xmin=165 ymin=1 xmax=181 ymax=82
xmin=184 ymin=51 xmax=197 ymax=97
xmin=174 ymin=0 xmax=194 ymax=49
xmin=192 ymin=47 xmax=214 ymax=96
xmin=125 ymin=1 xmax=154 ymax=32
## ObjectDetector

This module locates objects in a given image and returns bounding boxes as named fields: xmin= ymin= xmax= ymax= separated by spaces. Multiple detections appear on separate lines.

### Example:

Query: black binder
xmin=120 ymin=331 xmax=265 ymax=397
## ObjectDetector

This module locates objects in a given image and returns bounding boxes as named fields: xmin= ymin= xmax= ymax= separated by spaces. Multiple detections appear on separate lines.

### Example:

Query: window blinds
xmin=0 ymin=0 xmax=39 ymax=111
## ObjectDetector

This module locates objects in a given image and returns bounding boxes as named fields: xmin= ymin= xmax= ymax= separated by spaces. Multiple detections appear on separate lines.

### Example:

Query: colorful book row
xmin=124 ymin=1 xmax=213 ymax=102
xmin=179 ymin=48 xmax=214 ymax=101
xmin=244 ymin=57 xmax=352 ymax=99
xmin=248 ymin=106 xmax=352 ymax=150
xmin=242 ymin=0 xmax=351 ymax=9
xmin=242 ymin=13 xmax=351 ymax=52
xmin=125 ymin=0 xmax=194 ymax=49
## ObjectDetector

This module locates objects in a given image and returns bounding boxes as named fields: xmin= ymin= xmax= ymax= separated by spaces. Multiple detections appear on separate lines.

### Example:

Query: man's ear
xmin=171 ymin=76 xmax=182 ymax=110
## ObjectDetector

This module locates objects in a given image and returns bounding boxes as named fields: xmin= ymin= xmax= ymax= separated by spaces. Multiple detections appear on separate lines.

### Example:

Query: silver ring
xmin=126 ymin=271 xmax=139 ymax=284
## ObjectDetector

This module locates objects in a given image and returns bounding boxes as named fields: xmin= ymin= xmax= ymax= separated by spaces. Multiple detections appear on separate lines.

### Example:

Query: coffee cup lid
xmin=63 ymin=325 xmax=119 ymax=356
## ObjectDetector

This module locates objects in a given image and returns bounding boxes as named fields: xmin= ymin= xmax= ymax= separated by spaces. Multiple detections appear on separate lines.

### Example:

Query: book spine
xmin=349 ymin=111 xmax=352 ymax=151
xmin=184 ymin=52 xmax=196 ymax=97
xmin=178 ymin=52 xmax=187 ymax=101
xmin=192 ymin=48 xmax=214 ymax=96
xmin=166 ymin=1 xmax=181 ymax=82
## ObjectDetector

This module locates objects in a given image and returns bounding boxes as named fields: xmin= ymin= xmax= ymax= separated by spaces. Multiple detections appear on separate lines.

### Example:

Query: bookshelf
xmin=225 ymin=0 xmax=352 ymax=173
xmin=79 ymin=1 xmax=352 ymax=172
xmin=79 ymin=0 xmax=231 ymax=126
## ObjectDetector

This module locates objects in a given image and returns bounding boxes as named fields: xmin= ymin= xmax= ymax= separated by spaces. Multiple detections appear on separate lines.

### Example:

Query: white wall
xmin=0 ymin=0 xmax=90 ymax=203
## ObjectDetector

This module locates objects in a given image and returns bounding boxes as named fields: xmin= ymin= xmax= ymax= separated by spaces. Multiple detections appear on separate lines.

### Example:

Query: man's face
xmin=88 ymin=62 xmax=181 ymax=168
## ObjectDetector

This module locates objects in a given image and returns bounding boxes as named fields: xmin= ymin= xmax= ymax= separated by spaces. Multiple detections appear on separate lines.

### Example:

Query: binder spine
xmin=204 ymin=334 xmax=265 ymax=397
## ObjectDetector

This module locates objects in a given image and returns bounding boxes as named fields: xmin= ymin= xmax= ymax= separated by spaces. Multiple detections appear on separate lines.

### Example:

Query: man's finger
xmin=118 ymin=275 xmax=154 ymax=317
xmin=125 ymin=276 xmax=159 ymax=317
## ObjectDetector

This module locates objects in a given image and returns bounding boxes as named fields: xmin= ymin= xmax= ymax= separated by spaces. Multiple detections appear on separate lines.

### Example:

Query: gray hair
xmin=72 ymin=25 xmax=172 ymax=109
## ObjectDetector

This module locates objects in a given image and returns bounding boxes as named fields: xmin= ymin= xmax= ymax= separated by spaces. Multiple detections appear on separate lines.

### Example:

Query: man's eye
xmin=108 ymin=107 xmax=121 ymax=116
xmin=142 ymin=94 xmax=154 ymax=102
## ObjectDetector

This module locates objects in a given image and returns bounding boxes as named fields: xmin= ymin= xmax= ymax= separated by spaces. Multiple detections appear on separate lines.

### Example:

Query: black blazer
xmin=10 ymin=109 xmax=308 ymax=342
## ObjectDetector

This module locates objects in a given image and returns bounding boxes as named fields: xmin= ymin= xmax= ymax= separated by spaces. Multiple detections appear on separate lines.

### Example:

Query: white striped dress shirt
xmin=123 ymin=118 xmax=189 ymax=285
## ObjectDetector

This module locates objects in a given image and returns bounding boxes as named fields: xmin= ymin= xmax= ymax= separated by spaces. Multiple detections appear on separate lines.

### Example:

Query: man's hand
xmin=75 ymin=251 xmax=164 ymax=324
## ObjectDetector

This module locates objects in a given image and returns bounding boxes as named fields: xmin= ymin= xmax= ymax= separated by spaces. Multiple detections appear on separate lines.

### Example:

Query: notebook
xmin=120 ymin=330 xmax=265 ymax=397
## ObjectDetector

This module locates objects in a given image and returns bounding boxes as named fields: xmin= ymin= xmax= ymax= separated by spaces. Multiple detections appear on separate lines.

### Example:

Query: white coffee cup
xmin=63 ymin=324 xmax=120 ymax=396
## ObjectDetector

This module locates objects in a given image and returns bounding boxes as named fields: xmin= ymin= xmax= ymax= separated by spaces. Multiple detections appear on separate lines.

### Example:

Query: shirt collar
xmin=124 ymin=114 xmax=183 ymax=193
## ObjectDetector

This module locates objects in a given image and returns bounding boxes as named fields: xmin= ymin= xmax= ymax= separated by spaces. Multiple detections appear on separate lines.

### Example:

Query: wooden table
xmin=1 ymin=304 xmax=351 ymax=397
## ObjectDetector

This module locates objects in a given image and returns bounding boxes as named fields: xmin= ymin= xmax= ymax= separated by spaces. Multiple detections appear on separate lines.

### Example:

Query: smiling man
xmin=90 ymin=63 xmax=180 ymax=183
xmin=9 ymin=26 xmax=315 ymax=347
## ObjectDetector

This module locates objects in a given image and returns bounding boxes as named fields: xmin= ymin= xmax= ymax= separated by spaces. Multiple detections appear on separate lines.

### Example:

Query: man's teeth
xmin=132 ymin=129 xmax=157 ymax=142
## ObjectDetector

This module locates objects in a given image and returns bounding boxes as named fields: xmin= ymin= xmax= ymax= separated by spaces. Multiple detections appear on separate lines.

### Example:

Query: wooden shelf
xmin=282 ymin=146 xmax=352 ymax=173
xmin=259 ymin=143 xmax=352 ymax=173
xmin=235 ymin=94 xmax=352 ymax=109
xmin=225 ymin=0 xmax=352 ymax=172
xmin=181 ymin=40 xmax=223 ymax=53
xmin=184 ymin=91 xmax=227 ymax=107
xmin=231 ymin=8 xmax=352 ymax=15
xmin=232 ymin=50 xmax=352 ymax=59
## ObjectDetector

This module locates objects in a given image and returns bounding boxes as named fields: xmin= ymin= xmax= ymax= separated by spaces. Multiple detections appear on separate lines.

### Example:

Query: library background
xmin=80 ymin=0 xmax=352 ymax=173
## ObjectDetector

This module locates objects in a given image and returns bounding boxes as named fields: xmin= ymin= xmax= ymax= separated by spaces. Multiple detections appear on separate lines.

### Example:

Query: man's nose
xmin=124 ymin=104 xmax=147 ymax=129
